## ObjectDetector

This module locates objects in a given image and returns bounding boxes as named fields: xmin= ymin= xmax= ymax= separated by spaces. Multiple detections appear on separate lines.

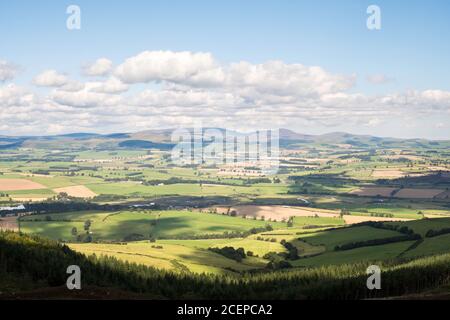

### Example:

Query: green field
xmin=386 ymin=218 xmax=450 ymax=237
xmin=404 ymin=234 xmax=450 ymax=258
xmin=20 ymin=210 xmax=287 ymax=241
xmin=69 ymin=241 xmax=265 ymax=275
xmin=292 ymin=241 xmax=415 ymax=267
xmin=298 ymin=226 xmax=403 ymax=250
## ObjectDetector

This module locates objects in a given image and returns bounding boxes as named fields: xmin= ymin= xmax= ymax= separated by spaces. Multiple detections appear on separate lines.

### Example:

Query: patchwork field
xmin=2 ymin=130 xmax=450 ymax=298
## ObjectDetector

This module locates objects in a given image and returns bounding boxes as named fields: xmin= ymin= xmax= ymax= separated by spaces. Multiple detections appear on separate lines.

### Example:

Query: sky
xmin=0 ymin=0 xmax=449 ymax=139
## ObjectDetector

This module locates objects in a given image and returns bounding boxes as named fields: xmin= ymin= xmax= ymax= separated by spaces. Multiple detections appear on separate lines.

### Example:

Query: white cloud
xmin=367 ymin=74 xmax=393 ymax=85
xmin=114 ymin=51 xmax=354 ymax=97
xmin=0 ymin=84 xmax=35 ymax=107
xmin=50 ymin=87 xmax=122 ymax=108
xmin=228 ymin=61 xmax=355 ymax=97
xmin=82 ymin=58 xmax=113 ymax=77
xmin=115 ymin=50 xmax=220 ymax=85
xmin=0 ymin=60 xmax=20 ymax=82
xmin=89 ymin=77 xmax=129 ymax=94
xmin=33 ymin=70 xmax=69 ymax=87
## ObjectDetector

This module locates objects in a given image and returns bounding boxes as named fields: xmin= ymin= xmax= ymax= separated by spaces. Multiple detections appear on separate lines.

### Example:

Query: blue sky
xmin=0 ymin=0 xmax=449 ymax=138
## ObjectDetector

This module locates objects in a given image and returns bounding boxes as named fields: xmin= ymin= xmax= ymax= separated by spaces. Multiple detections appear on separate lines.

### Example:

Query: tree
xmin=84 ymin=220 xmax=91 ymax=231
xmin=71 ymin=227 xmax=78 ymax=236
xmin=287 ymin=217 xmax=294 ymax=228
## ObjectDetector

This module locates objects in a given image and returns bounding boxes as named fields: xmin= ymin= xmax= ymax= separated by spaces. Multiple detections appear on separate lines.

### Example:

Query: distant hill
xmin=0 ymin=128 xmax=448 ymax=150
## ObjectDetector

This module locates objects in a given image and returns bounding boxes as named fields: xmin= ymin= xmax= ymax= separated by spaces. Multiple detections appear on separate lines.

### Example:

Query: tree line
xmin=2 ymin=231 xmax=450 ymax=299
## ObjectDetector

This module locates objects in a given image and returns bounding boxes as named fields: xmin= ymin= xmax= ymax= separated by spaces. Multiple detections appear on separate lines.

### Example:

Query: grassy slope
xmin=386 ymin=218 xmax=450 ymax=237
xmin=69 ymin=241 xmax=266 ymax=275
xmin=159 ymin=238 xmax=287 ymax=257
xmin=298 ymin=226 xmax=403 ymax=251
xmin=20 ymin=210 xmax=287 ymax=241
xmin=292 ymin=241 xmax=415 ymax=267
xmin=405 ymin=234 xmax=450 ymax=259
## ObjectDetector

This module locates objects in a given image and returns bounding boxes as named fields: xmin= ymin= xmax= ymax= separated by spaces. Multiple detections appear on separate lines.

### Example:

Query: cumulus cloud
xmin=115 ymin=50 xmax=221 ymax=86
xmin=82 ymin=58 xmax=113 ymax=77
xmin=114 ymin=51 xmax=354 ymax=97
xmin=0 ymin=60 xmax=20 ymax=82
xmin=50 ymin=87 xmax=122 ymax=108
xmin=89 ymin=77 xmax=129 ymax=94
xmin=33 ymin=70 xmax=69 ymax=87
xmin=0 ymin=84 xmax=35 ymax=107
xmin=1 ymin=51 xmax=450 ymax=138
xmin=227 ymin=61 xmax=355 ymax=97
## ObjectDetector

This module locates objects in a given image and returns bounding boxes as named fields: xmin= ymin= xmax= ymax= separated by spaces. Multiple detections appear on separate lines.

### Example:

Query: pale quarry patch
xmin=11 ymin=197 xmax=49 ymax=202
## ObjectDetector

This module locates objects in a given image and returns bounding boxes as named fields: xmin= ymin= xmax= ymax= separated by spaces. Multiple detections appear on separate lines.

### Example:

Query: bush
xmin=123 ymin=233 xmax=145 ymax=241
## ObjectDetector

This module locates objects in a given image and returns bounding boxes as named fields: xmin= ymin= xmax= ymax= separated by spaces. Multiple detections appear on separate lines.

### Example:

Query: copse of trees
xmin=426 ymin=227 xmax=450 ymax=238
xmin=208 ymin=246 xmax=246 ymax=262
xmin=280 ymin=239 xmax=299 ymax=260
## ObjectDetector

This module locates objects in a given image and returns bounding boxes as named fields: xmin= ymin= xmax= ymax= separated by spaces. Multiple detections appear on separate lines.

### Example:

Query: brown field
xmin=0 ymin=179 xmax=47 ymax=191
xmin=435 ymin=191 xmax=450 ymax=199
xmin=350 ymin=187 xmax=398 ymax=197
xmin=395 ymin=188 xmax=445 ymax=199
xmin=215 ymin=205 xmax=339 ymax=222
xmin=0 ymin=216 xmax=18 ymax=231
xmin=53 ymin=185 xmax=97 ymax=198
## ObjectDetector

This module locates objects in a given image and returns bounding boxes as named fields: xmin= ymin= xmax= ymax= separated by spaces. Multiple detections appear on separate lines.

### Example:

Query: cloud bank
xmin=0 ymin=52 xmax=449 ymax=138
